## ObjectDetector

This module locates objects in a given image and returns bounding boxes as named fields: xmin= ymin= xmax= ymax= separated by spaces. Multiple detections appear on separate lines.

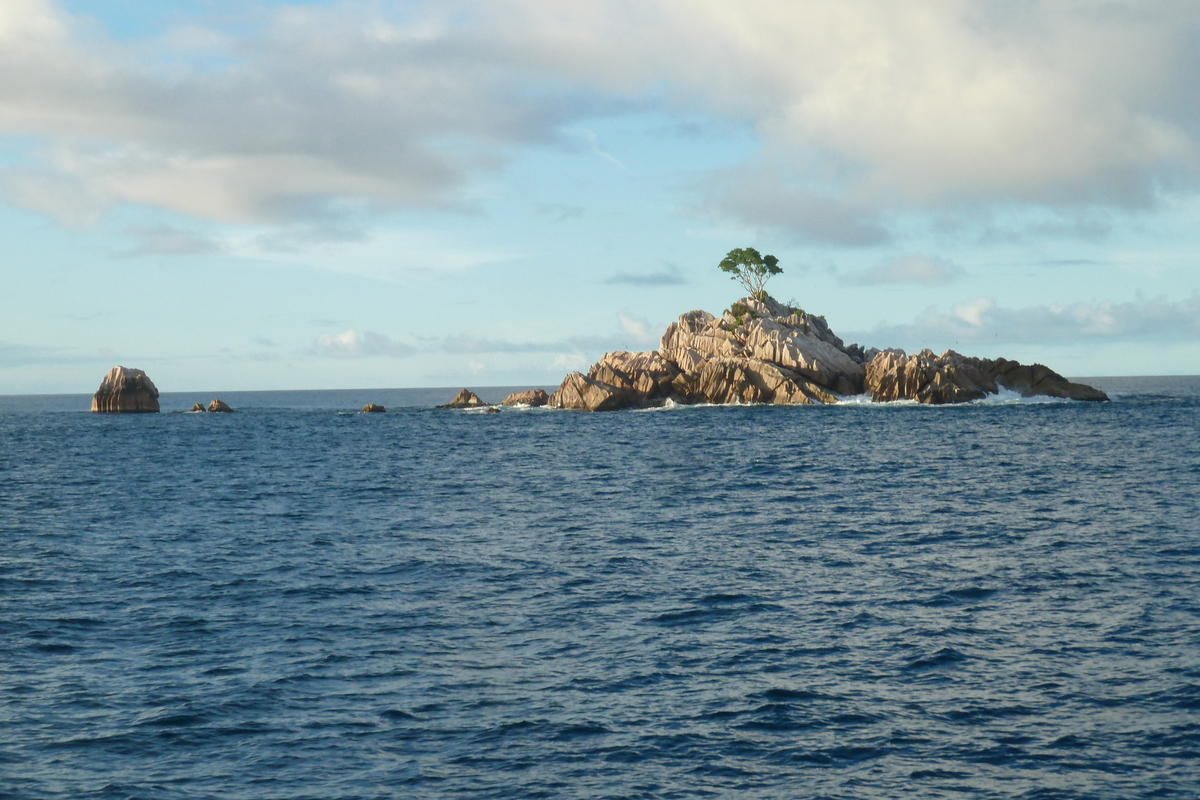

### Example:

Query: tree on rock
xmin=719 ymin=247 xmax=781 ymax=299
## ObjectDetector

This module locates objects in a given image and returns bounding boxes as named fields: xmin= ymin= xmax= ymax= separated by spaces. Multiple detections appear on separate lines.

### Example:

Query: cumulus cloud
xmin=841 ymin=254 xmax=964 ymax=286
xmin=864 ymin=293 xmax=1200 ymax=346
xmin=3 ymin=0 xmax=1200 ymax=241
xmin=314 ymin=329 xmax=414 ymax=358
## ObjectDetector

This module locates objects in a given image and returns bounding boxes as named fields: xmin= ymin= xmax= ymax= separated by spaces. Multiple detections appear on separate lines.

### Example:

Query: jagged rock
xmin=207 ymin=399 xmax=234 ymax=412
xmin=548 ymin=372 xmax=629 ymax=411
xmin=865 ymin=349 xmax=1107 ymax=404
xmin=970 ymin=357 xmax=1109 ymax=401
xmin=659 ymin=296 xmax=864 ymax=395
xmin=500 ymin=388 xmax=550 ymax=406
xmin=437 ymin=388 xmax=488 ymax=408
xmin=660 ymin=309 xmax=741 ymax=373
xmin=588 ymin=351 xmax=681 ymax=406
xmin=189 ymin=403 xmax=206 ymax=412
xmin=866 ymin=349 xmax=995 ymax=404
xmin=362 ymin=404 xmax=385 ymax=413
xmin=91 ymin=366 xmax=159 ymax=413
xmin=697 ymin=357 xmax=838 ymax=405
xmin=738 ymin=318 xmax=865 ymax=394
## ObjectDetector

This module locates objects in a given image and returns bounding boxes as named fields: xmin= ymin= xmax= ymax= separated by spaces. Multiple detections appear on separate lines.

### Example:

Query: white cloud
xmin=862 ymin=293 xmax=1200 ymax=346
xmin=617 ymin=311 xmax=659 ymax=345
xmin=314 ymin=329 xmax=414 ymax=358
xmin=841 ymin=254 xmax=964 ymax=286
xmin=3 ymin=0 xmax=1200 ymax=242
xmin=552 ymin=352 xmax=589 ymax=372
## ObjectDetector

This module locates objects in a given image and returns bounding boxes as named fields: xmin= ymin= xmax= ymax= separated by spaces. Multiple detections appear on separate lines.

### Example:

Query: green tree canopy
xmin=718 ymin=247 xmax=782 ymax=298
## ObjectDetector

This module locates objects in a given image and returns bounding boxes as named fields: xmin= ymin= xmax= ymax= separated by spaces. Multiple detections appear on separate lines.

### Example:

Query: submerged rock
xmin=437 ymin=388 xmax=488 ymax=408
xmin=500 ymin=388 xmax=550 ymax=407
xmin=91 ymin=366 xmax=159 ymax=413
xmin=207 ymin=399 xmax=234 ymax=412
xmin=362 ymin=404 xmax=386 ymax=413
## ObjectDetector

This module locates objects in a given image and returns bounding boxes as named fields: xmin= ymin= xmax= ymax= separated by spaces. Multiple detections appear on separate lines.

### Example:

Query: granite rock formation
xmin=91 ymin=366 xmax=160 ymax=413
xmin=362 ymin=404 xmax=386 ymax=413
xmin=543 ymin=294 xmax=1107 ymax=411
xmin=190 ymin=403 xmax=206 ymax=412
xmin=207 ymin=399 xmax=234 ymax=412
xmin=501 ymin=389 xmax=550 ymax=407
xmin=438 ymin=389 xmax=488 ymax=408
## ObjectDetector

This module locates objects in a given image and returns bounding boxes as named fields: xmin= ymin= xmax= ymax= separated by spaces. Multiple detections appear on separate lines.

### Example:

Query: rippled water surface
xmin=3 ymin=379 xmax=1200 ymax=799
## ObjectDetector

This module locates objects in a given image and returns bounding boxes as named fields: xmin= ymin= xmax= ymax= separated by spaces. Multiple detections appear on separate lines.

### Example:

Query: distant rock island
xmin=445 ymin=294 xmax=1107 ymax=412
xmin=91 ymin=366 xmax=160 ymax=413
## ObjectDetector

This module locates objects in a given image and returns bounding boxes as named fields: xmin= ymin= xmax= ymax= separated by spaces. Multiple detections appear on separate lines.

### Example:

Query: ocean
xmin=2 ymin=377 xmax=1199 ymax=799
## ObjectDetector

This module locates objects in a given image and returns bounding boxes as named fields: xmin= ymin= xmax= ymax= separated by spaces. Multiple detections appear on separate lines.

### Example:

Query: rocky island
xmin=534 ymin=293 xmax=1106 ymax=411
xmin=440 ymin=247 xmax=1106 ymax=412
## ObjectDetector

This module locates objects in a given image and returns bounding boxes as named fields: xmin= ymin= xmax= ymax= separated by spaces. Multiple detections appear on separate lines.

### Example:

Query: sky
xmin=3 ymin=0 xmax=1200 ymax=394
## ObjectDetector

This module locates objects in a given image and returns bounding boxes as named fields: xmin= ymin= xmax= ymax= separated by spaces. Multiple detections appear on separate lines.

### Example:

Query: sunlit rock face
xmin=91 ymin=366 xmax=159 ymax=413
xmin=547 ymin=372 xmax=628 ymax=412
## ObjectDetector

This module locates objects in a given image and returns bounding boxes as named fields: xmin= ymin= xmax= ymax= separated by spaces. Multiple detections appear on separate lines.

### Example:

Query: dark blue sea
xmin=3 ymin=378 xmax=1199 ymax=799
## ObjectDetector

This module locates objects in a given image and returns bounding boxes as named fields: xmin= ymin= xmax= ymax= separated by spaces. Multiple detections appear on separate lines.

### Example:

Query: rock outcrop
xmin=865 ymin=349 xmax=1108 ymax=404
xmin=189 ymin=403 xmax=206 ymax=412
xmin=544 ymin=293 xmax=1107 ymax=410
xmin=438 ymin=388 xmax=488 ymax=408
xmin=547 ymin=372 xmax=629 ymax=412
xmin=207 ymin=399 xmax=234 ymax=412
xmin=91 ymin=366 xmax=159 ymax=413
xmin=362 ymin=404 xmax=385 ymax=413
xmin=501 ymin=388 xmax=550 ymax=407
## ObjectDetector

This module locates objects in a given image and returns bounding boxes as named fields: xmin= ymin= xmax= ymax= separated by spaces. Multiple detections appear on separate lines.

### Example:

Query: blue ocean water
xmin=2 ymin=378 xmax=1199 ymax=799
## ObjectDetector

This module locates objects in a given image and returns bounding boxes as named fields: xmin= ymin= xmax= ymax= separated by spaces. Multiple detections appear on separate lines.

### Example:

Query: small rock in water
xmin=500 ymin=388 xmax=550 ymax=407
xmin=207 ymin=399 xmax=234 ymax=412
xmin=437 ymin=388 xmax=488 ymax=408
xmin=91 ymin=366 xmax=160 ymax=413
xmin=190 ymin=403 xmax=206 ymax=412
xmin=362 ymin=404 xmax=385 ymax=413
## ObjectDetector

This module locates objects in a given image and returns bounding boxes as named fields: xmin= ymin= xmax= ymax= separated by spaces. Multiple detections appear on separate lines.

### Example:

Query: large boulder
xmin=207 ymin=399 xmax=234 ymax=412
xmin=362 ymin=404 xmax=386 ymax=413
xmin=500 ymin=388 xmax=550 ymax=407
xmin=91 ymin=366 xmax=159 ymax=413
xmin=547 ymin=372 xmax=629 ymax=411
xmin=438 ymin=388 xmax=488 ymax=408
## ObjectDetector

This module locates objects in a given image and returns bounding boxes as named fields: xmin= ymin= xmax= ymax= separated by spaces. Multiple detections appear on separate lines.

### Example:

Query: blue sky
xmin=3 ymin=0 xmax=1199 ymax=394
